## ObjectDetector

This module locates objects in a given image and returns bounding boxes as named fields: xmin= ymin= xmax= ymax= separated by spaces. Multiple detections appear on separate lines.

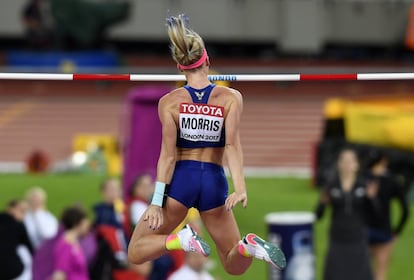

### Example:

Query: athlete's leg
xmin=128 ymin=197 xmax=188 ymax=264
xmin=371 ymin=241 xmax=394 ymax=280
xmin=200 ymin=206 xmax=252 ymax=275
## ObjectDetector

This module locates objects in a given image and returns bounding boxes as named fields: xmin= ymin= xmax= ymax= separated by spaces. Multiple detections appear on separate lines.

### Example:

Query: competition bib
xmin=179 ymin=103 xmax=224 ymax=142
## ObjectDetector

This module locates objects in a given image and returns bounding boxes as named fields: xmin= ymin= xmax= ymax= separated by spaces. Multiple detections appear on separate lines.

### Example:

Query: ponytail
xmin=166 ymin=14 xmax=206 ymax=69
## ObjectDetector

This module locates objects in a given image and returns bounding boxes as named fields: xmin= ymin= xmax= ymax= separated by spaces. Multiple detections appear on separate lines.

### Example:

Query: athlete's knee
xmin=128 ymin=242 xmax=145 ymax=264
xmin=128 ymin=234 xmax=149 ymax=264
xmin=223 ymin=261 xmax=250 ymax=275
xmin=224 ymin=265 xmax=248 ymax=275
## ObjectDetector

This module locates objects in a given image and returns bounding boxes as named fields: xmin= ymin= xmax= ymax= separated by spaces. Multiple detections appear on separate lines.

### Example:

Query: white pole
xmin=0 ymin=72 xmax=414 ymax=81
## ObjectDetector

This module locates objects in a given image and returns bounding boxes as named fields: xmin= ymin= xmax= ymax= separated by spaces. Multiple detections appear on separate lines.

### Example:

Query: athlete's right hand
xmin=143 ymin=205 xmax=163 ymax=230
xmin=225 ymin=191 xmax=248 ymax=211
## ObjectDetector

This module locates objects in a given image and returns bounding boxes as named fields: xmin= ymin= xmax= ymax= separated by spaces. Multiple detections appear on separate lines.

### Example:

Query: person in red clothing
xmin=91 ymin=178 xmax=151 ymax=280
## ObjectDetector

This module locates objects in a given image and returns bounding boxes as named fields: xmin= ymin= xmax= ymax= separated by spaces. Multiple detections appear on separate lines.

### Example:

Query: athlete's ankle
xmin=165 ymin=233 xmax=181 ymax=251
xmin=238 ymin=240 xmax=252 ymax=257
xmin=166 ymin=224 xmax=194 ymax=251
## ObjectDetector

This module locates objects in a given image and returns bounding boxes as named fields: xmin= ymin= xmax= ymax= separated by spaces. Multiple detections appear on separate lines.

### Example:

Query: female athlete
xmin=128 ymin=14 xmax=286 ymax=275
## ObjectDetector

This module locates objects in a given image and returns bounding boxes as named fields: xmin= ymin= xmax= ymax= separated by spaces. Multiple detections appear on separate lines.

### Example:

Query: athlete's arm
xmin=143 ymin=95 xmax=177 ymax=229
xmin=156 ymin=96 xmax=177 ymax=184
xmin=224 ymin=90 xmax=247 ymax=210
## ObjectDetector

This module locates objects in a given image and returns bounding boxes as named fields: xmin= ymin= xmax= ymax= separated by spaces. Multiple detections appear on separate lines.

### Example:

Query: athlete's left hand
xmin=225 ymin=192 xmax=248 ymax=211
xmin=143 ymin=205 xmax=163 ymax=230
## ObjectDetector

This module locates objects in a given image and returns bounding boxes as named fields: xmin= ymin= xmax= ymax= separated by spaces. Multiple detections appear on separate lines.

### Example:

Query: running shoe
xmin=178 ymin=224 xmax=211 ymax=257
xmin=240 ymin=233 xmax=286 ymax=270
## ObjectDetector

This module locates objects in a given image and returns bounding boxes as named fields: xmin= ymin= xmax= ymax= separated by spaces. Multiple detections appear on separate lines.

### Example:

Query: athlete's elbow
xmin=158 ymin=153 xmax=175 ymax=167
xmin=225 ymin=142 xmax=236 ymax=150
xmin=162 ymin=155 xmax=176 ymax=168
xmin=225 ymin=142 xmax=240 ymax=153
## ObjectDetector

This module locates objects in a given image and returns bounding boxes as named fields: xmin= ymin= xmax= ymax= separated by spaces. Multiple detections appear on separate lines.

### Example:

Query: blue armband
xmin=151 ymin=181 xmax=167 ymax=207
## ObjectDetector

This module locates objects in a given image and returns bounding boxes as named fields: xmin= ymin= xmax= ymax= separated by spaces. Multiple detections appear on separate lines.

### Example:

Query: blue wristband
xmin=151 ymin=181 xmax=166 ymax=207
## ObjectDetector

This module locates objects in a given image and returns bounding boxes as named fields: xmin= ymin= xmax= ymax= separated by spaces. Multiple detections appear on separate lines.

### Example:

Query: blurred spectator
xmin=33 ymin=228 xmax=63 ymax=280
xmin=26 ymin=149 xmax=50 ymax=173
xmin=365 ymin=150 xmax=410 ymax=280
xmin=94 ymin=178 xmax=125 ymax=231
xmin=84 ymin=144 xmax=108 ymax=175
xmin=167 ymin=251 xmax=214 ymax=280
xmin=91 ymin=178 xmax=149 ymax=280
xmin=315 ymin=148 xmax=379 ymax=280
xmin=51 ymin=205 xmax=90 ymax=280
xmin=51 ymin=0 xmax=130 ymax=50
xmin=125 ymin=173 xmax=155 ymax=235
xmin=22 ymin=0 xmax=54 ymax=49
xmin=22 ymin=0 xmax=130 ymax=50
xmin=0 ymin=199 xmax=34 ymax=280
xmin=24 ymin=186 xmax=59 ymax=249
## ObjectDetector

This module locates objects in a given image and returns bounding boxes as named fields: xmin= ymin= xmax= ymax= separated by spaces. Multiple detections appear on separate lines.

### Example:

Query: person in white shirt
xmin=24 ymin=187 xmax=58 ymax=249
xmin=168 ymin=251 xmax=215 ymax=280
xmin=129 ymin=174 xmax=154 ymax=228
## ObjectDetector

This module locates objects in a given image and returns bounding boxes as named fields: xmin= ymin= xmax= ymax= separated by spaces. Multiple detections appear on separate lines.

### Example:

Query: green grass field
xmin=1 ymin=174 xmax=413 ymax=279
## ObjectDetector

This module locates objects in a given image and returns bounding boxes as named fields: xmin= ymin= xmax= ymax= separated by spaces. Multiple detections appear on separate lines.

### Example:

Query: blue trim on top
xmin=184 ymin=84 xmax=216 ymax=104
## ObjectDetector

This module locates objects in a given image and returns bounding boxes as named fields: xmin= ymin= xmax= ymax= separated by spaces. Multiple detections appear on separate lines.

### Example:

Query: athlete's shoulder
xmin=159 ymin=87 xmax=187 ymax=106
xmin=160 ymin=87 xmax=185 ymax=99
xmin=214 ymin=85 xmax=242 ymax=99
xmin=216 ymin=86 xmax=243 ymax=108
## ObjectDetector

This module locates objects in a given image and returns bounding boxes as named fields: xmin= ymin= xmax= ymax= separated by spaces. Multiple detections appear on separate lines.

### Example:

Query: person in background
xmin=24 ymin=186 xmax=59 ymax=249
xmin=21 ymin=0 xmax=54 ymax=49
xmin=94 ymin=178 xmax=125 ymax=231
xmin=167 ymin=251 xmax=214 ymax=280
xmin=0 ymin=199 xmax=33 ymax=280
xmin=126 ymin=174 xmax=159 ymax=279
xmin=127 ymin=174 xmax=155 ymax=235
xmin=25 ymin=149 xmax=50 ymax=173
xmin=315 ymin=147 xmax=379 ymax=280
xmin=51 ymin=205 xmax=90 ymax=280
xmin=91 ymin=178 xmax=150 ymax=280
xmin=51 ymin=0 xmax=130 ymax=50
xmin=365 ymin=150 xmax=410 ymax=280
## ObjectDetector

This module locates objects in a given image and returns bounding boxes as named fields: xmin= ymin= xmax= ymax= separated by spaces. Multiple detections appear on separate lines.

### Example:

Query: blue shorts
xmin=167 ymin=160 xmax=228 ymax=211
xmin=368 ymin=228 xmax=393 ymax=245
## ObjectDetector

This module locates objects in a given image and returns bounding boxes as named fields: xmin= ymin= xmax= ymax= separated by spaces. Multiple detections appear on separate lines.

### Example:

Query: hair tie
xmin=178 ymin=49 xmax=208 ymax=71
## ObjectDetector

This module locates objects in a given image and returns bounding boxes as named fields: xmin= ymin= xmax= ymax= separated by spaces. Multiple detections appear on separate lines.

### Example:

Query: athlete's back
xmin=160 ymin=84 xmax=242 ymax=165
